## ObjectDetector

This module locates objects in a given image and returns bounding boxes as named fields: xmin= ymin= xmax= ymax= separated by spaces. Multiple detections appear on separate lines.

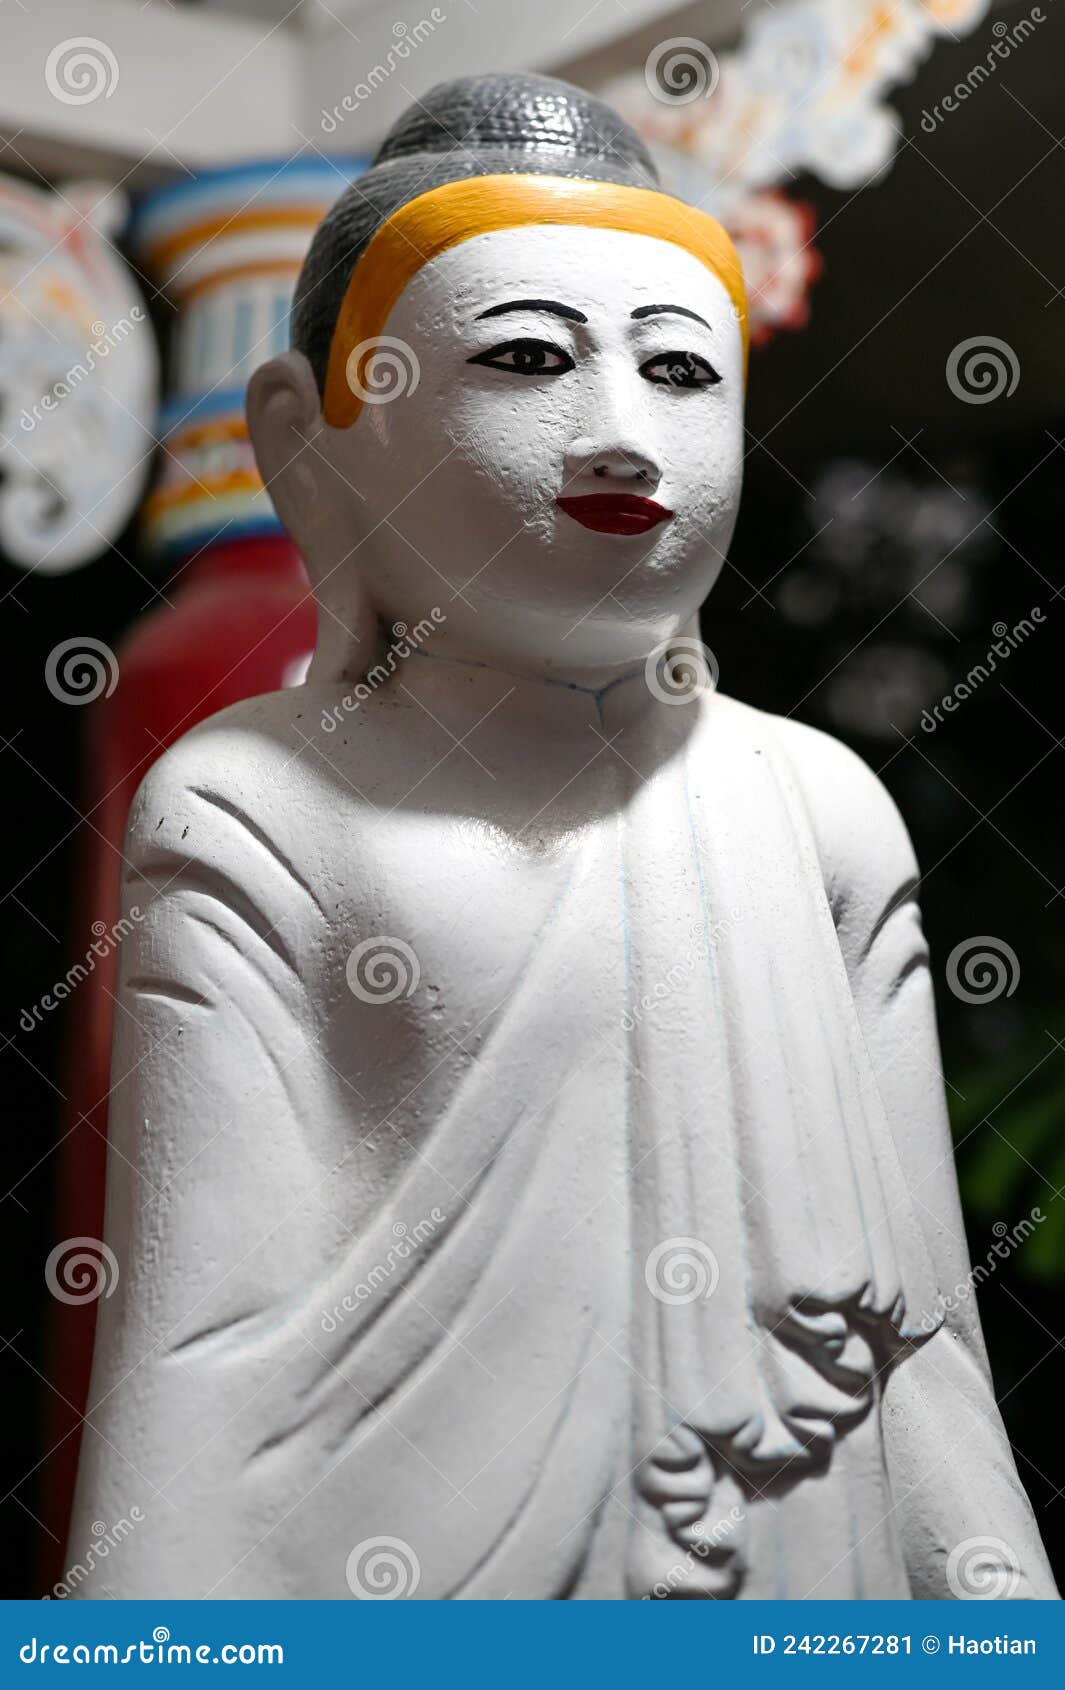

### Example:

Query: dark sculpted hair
xmin=291 ymin=72 xmax=659 ymax=396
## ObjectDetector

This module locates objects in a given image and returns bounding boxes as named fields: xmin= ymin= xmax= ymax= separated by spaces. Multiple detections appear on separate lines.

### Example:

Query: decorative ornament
xmin=0 ymin=176 xmax=158 ymax=572
xmin=604 ymin=0 xmax=991 ymax=347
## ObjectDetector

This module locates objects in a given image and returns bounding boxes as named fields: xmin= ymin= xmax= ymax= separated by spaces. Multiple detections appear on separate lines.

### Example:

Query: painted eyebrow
xmin=475 ymin=298 xmax=588 ymax=324
xmin=631 ymin=303 xmax=711 ymax=330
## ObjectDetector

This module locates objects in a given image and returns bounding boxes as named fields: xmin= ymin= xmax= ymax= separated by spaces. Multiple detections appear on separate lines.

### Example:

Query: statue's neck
xmin=310 ymin=602 xmax=705 ymax=736
xmin=411 ymin=639 xmax=646 ymax=699
xmin=399 ymin=643 xmax=655 ymax=741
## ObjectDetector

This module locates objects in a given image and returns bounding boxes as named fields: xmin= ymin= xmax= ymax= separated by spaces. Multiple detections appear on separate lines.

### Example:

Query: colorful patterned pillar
xmin=133 ymin=156 xmax=366 ymax=556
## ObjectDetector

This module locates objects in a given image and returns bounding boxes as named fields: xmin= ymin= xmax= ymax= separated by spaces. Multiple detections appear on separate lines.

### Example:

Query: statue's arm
xmin=68 ymin=728 xmax=326 ymax=1593
xmin=777 ymin=716 xmax=1057 ymax=1600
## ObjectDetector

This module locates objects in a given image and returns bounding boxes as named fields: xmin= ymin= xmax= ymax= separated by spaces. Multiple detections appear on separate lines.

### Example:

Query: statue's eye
xmin=467 ymin=338 xmax=575 ymax=377
xmin=639 ymin=351 xmax=721 ymax=389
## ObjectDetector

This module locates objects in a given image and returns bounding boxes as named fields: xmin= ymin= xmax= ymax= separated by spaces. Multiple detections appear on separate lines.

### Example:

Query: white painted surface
xmin=1 ymin=0 xmax=695 ymax=175
xmin=0 ymin=0 xmax=300 ymax=176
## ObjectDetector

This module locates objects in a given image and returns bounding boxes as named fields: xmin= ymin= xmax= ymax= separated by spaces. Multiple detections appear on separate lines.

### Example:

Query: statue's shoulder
xmin=125 ymin=690 xmax=300 ymax=852
xmin=723 ymin=698 xmax=918 ymax=907
xmin=122 ymin=688 xmax=361 ymax=946
xmin=124 ymin=681 xmax=403 ymax=873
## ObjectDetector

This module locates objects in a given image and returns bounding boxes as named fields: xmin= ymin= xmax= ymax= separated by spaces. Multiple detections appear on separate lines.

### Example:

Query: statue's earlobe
xmin=246 ymin=351 xmax=324 ymax=545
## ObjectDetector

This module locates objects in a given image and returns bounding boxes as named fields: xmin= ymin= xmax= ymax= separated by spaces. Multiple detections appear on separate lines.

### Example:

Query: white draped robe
xmin=68 ymin=670 xmax=1056 ymax=1600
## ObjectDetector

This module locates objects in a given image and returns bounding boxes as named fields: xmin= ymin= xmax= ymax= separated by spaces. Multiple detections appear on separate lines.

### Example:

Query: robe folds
xmin=69 ymin=674 xmax=1056 ymax=1600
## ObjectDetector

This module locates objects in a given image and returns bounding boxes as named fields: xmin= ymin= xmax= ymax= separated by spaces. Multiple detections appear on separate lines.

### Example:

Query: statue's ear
xmin=248 ymin=350 xmax=378 ymax=683
xmin=246 ymin=352 xmax=325 ymax=548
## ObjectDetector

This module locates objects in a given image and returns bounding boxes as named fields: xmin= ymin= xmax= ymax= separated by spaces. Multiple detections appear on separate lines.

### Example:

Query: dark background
xmin=1 ymin=17 xmax=1062 ymax=1595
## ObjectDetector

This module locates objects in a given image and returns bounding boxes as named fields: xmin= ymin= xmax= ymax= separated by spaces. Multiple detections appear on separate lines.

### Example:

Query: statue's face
xmin=322 ymin=224 xmax=745 ymax=676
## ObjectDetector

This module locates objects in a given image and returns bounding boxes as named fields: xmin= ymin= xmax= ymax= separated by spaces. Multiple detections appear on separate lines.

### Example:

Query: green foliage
xmin=948 ymin=1017 xmax=1065 ymax=1285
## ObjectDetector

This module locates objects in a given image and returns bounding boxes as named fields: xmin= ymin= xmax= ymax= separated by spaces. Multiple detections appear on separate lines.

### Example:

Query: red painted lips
xmin=556 ymin=493 xmax=674 ymax=535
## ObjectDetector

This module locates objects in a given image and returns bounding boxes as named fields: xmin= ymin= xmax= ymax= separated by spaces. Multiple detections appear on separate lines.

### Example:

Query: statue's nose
xmin=566 ymin=435 xmax=661 ymax=487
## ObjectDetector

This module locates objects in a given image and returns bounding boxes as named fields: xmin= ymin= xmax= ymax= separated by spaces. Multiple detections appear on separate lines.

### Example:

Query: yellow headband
xmin=322 ymin=173 xmax=748 ymax=427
